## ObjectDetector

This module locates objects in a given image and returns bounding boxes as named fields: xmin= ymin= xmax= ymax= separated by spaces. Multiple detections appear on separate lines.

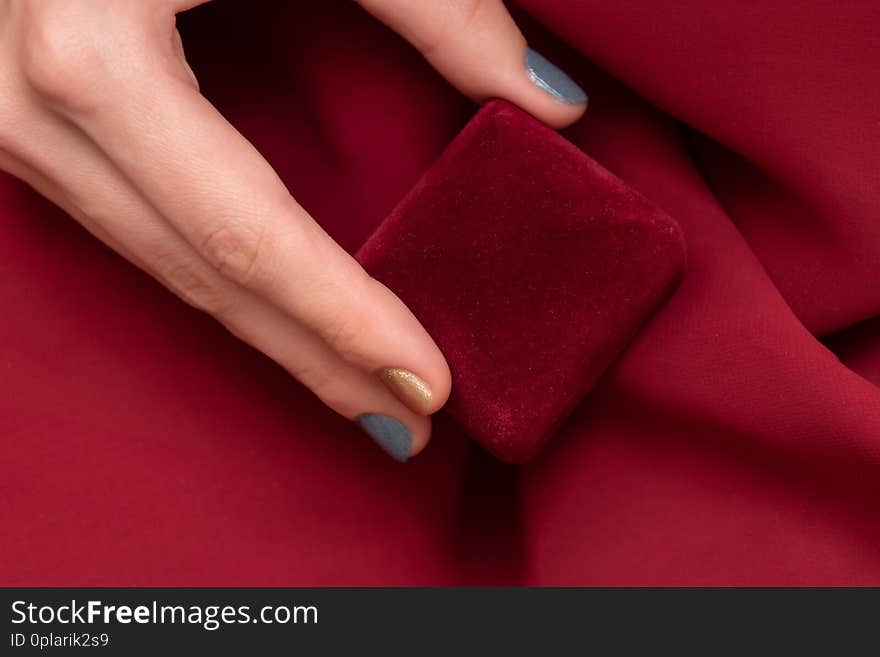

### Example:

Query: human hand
xmin=0 ymin=0 xmax=586 ymax=460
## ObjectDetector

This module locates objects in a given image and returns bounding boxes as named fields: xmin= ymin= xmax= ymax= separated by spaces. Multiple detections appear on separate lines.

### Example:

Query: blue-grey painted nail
xmin=358 ymin=414 xmax=412 ymax=462
xmin=525 ymin=48 xmax=588 ymax=105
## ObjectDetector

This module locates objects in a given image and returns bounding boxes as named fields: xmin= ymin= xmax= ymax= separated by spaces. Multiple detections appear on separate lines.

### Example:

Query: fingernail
xmin=524 ymin=47 xmax=588 ymax=105
xmin=378 ymin=367 xmax=433 ymax=415
xmin=358 ymin=414 xmax=412 ymax=462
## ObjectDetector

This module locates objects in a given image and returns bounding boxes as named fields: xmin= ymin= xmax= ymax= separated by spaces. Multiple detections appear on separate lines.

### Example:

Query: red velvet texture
xmin=358 ymin=100 xmax=685 ymax=462
xmin=4 ymin=1 xmax=880 ymax=585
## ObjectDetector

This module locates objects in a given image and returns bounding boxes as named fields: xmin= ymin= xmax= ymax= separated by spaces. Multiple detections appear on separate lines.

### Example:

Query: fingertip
xmin=359 ymin=0 xmax=587 ymax=130
xmin=407 ymin=413 xmax=432 ymax=458
xmin=357 ymin=411 xmax=431 ymax=462
xmin=523 ymin=47 xmax=587 ymax=105
xmin=505 ymin=45 xmax=588 ymax=129
xmin=529 ymin=96 xmax=588 ymax=130
xmin=354 ymin=277 xmax=452 ymax=415
xmin=378 ymin=368 xmax=430 ymax=413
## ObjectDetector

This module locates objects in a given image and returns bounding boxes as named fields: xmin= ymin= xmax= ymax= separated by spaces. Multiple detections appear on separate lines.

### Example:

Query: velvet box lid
xmin=358 ymin=100 xmax=686 ymax=463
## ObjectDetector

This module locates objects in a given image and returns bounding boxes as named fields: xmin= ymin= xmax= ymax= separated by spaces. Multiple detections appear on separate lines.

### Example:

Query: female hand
xmin=0 ymin=0 xmax=586 ymax=460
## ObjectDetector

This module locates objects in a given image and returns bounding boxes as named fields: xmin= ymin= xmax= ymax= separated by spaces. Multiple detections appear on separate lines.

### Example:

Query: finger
xmin=356 ymin=0 xmax=587 ymax=129
xmin=2 ymin=120 xmax=431 ymax=461
xmin=38 ymin=40 xmax=452 ymax=416
xmin=0 ymin=151 xmax=137 ymax=263
xmin=226 ymin=291 xmax=434 ymax=462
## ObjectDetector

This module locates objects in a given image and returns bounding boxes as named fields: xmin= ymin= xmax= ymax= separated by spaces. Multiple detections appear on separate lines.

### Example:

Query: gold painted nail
xmin=379 ymin=367 xmax=433 ymax=415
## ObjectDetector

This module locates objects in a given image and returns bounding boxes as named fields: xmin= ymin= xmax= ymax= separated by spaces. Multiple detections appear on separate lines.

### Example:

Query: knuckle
xmin=21 ymin=13 xmax=108 ymax=110
xmin=156 ymin=254 xmax=234 ymax=317
xmin=199 ymin=219 xmax=269 ymax=288
xmin=19 ymin=2 xmax=154 ymax=113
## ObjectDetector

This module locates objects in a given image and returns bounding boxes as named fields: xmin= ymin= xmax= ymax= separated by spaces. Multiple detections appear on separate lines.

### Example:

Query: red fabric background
xmin=2 ymin=1 xmax=879 ymax=585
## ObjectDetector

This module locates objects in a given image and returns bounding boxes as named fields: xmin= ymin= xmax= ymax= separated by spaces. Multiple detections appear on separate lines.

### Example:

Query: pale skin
xmin=0 ymin=0 xmax=585 ymax=459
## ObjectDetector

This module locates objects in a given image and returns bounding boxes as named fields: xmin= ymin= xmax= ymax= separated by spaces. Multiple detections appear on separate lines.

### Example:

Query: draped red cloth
xmin=3 ymin=1 xmax=879 ymax=585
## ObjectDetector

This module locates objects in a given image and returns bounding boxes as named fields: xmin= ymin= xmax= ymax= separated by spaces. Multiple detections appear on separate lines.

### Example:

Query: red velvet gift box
xmin=358 ymin=100 xmax=686 ymax=463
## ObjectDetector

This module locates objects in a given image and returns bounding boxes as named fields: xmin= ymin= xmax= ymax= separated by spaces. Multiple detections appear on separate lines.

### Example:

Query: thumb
xmin=356 ymin=0 xmax=587 ymax=129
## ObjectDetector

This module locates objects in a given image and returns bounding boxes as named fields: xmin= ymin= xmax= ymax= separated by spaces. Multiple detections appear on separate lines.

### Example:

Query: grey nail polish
xmin=525 ymin=48 xmax=588 ymax=105
xmin=358 ymin=414 xmax=412 ymax=462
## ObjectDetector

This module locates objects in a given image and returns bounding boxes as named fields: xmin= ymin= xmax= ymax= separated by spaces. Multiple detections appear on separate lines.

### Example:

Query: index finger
xmin=39 ymin=15 xmax=451 ymax=415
